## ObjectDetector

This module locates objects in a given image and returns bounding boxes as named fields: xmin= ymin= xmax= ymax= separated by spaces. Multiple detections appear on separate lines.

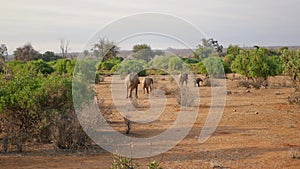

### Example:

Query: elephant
xmin=179 ymin=73 xmax=188 ymax=86
xmin=142 ymin=77 xmax=154 ymax=94
xmin=125 ymin=73 xmax=140 ymax=98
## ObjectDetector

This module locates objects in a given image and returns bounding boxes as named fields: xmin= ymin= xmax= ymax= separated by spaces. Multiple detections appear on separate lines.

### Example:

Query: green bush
xmin=116 ymin=59 xmax=147 ymax=76
xmin=0 ymin=63 xmax=93 ymax=151
xmin=231 ymin=48 xmax=283 ymax=79
xmin=50 ymin=59 xmax=76 ymax=75
xmin=28 ymin=59 xmax=55 ymax=75
xmin=202 ymin=57 xmax=225 ymax=77
xmin=96 ymin=57 xmax=123 ymax=71
xmin=182 ymin=57 xmax=199 ymax=64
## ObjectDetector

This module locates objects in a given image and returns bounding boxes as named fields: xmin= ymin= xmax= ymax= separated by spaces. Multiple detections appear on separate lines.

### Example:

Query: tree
xmin=153 ymin=49 xmax=165 ymax=56
xmin=231 ymin=48 xmax=282 ymax=81
xmin=194 ymin=38 xmax=223 ymax=60
xmin=60 ymin=39 xmax=69 ymax=58
xmin=132 ymin=44 xmax=154 ymax=61
xmin=116 ymin=59 xmax=147 ymax=76
xmin=14 ymin=43 xmax=40 ymax=61
xmin=168 ymin=56 xmax=185 ymax=71
xmin=280 ymin=49 xmax=300 ymax=89
xmin=247 ymin=48 xmax=278 ymax=80
xmin=0 ymin=44 xmax=8 ymax=61
xmin=42 ymin=51 xmax=61 ymax=62
xmin=231 ymin=49 xmax=252 ymax=79
xmin=202 ymin=57 xmax=226 ymax=77
xmin=92 ymin=38 xmax=120 ymax=60
xmin=0 ymin=44 xmax=8 ymax=71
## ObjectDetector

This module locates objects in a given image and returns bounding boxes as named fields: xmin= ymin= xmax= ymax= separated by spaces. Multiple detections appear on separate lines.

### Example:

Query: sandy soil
xmin=1 ymin=74 xmax=299 ymax=169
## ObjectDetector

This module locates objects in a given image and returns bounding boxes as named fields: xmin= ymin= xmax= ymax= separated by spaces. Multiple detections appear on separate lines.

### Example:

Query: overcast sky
xmin=1 ymin=0 xmax=300 ymax=54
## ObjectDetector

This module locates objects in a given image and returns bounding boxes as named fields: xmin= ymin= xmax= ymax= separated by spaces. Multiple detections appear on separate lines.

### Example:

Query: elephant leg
xmin=129 ymin=88 xmax=133 ymax=98
xmin=135 ymin=86 xmax=138 ymax=98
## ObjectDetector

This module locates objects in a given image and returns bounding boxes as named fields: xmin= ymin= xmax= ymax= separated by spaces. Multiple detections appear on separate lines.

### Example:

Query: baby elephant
xmin=125 ymin=73 xmax=140 ymax=98
xmin=142 ymin=77 xmax=154 ymax=94
xmin=194 ymin=77 xmax=203 ymax=87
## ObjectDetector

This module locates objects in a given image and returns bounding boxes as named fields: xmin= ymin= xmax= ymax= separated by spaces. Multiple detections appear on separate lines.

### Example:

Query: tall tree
xmin=281 ymin=49 xmax=300 ymax=88
xmin=92 ymin=38 xmax=120 ymax=60
xmin=194 ymin=38 xmax=223 ymax=60
xmin=224 ymin=45 xmax=241 ymax=66
xmin=14 ymin=43 xmax=40 ymax=61
xmin=0 ymin=44 xmax=8 ymax=61
xmin=60 ymin=39 xmax=69 ymax=58
xmin=132 ymin=44 xmax=154 ymax=61
xmin=0 ymin=44 xmax=8 ymax=72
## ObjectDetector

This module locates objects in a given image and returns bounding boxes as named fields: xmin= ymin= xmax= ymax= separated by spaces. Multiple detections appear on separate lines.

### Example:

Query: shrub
xmin=110 ymin=154 xmax=139 ymax=169
xmin=202 ymin=57 xmax=226 ymax=78
xmin=116 ymin=59 xmax=147 ymax=76
xmin=0 ymin=71 xmax=94 ymax=151
xmin=50 ymin=59 xmax=76 ymax=75
xmin=232 ymin=48 xmax=283 ymax=80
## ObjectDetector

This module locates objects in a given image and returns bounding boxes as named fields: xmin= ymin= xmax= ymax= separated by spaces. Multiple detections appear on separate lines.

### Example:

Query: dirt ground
xmin=1 ymin=74 xmax=299 ymax=169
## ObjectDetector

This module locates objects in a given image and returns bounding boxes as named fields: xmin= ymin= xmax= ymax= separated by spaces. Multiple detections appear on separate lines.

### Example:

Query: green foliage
xmin=109 ymin=154 xmax=163 ymax=169
xmin=231 ymin=50 xmax=251 ymax=77
xmin=50 ymin=59 xmax=75 ymax=75
xmin=116 ymin=59 xmax=147 ymax=76
xmin=96 ymin=57 xmax=123 ymax=71
xmin=41 ymin=51 xmax=61 ymax=62
xmin=194 ymin=44 xmax=214 ymax=60
xmin=132 ymin=44 xmax=151 ymax=53
xmin=182 ymin=58 xmax=199 ymax=64
xmin=28 ymin=59 xmax=55 ymax=75
xmin=231 ymin=48 xmax=283 ymax=79
xmin=280 ymin=49 xmax=300 ymax=80
xmin=150 ymin=55 xmax=188 ymax=73
xmin=222 ymin=60 xmax=232 ymax=74
xmin=0 ymin=58 xmax=94 ymax=151
xmin=75 ymin=59 xmax=98 ymax=83
xmin=150 ymin=55 xmax=169 ymax=70
xmin=132 ymin=44 xmax=154 ymax=61
xmin=4 ymin=60 xmax=54 ymax=76
xmin=224 ymin=54 xmax=236 ymax=66
xmin=92 ymin=38 xmax=120 ymax=60
xmin=0 ymin=72 xmax=74 ymax=150
xmin=194 ymin=38 xmax=222 ymax=60
xmin=202 ymin=57 xmax=225 ymax=77
xmin=168 ymin=56 xmax=185 ymax=71
xmin=148 ymin=161 xmax=163 ymax=169
xmin=226 ymin=45 xmax=240 ymax=56
xmin=110 ymin=154 xmax=139 ymax=169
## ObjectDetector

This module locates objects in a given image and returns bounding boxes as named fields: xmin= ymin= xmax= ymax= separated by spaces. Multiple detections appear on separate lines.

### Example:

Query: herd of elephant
xmin=124 ymin=73 xmax=204 ymax=98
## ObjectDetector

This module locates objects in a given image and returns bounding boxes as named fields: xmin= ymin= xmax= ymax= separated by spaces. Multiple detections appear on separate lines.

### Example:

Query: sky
xmin=1 ymin=0 xmax=300 ymax=54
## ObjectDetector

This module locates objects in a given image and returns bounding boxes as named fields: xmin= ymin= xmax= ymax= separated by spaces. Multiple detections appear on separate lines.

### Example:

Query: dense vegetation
xmin=0 ymin=59 xmax=95 ymax=151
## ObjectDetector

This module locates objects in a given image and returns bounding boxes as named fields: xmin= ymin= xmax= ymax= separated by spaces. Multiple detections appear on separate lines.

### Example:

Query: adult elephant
xmin=125 ymin=73 xmax=140 ymax=98
xmin=179 ymin=73 xmax=188 ymax=86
